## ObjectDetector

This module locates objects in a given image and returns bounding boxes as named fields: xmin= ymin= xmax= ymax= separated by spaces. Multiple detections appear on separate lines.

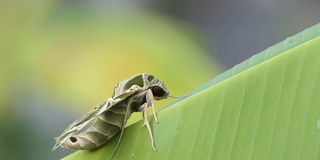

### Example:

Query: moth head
xmin=150 ymin=85 xmax=169 ymax=100
xmin=147 ymin=74 xmax=169 ymax=100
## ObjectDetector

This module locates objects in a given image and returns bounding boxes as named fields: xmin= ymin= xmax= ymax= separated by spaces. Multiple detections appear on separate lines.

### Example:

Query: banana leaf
xmin=62 ymin=23 xmax=320 ymax=160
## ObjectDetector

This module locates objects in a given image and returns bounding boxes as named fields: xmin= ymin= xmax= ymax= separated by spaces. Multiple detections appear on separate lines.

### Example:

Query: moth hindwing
xmin=52 ymin=73 xmax=170 ymax=159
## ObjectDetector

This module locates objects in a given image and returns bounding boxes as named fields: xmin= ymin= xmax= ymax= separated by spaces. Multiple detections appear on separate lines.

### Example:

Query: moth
xmin=52 ymin=73 xmax=170 ymax=158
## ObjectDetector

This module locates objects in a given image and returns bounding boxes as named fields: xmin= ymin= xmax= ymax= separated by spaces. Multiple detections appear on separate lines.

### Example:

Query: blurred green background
xmin=1 ymin=0 xmax=320 ymax=159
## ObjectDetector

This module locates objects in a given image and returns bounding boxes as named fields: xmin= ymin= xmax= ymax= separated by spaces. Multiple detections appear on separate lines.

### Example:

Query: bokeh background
xmin=1 ymin=0 xmax=320 ymax=159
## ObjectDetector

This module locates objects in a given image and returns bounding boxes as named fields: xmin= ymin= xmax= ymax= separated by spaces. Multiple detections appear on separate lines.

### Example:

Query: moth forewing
xmin=52 ymin=73 xmax=170 ymax=159
xmin=52 ymin=103 xmax=104 ymax=151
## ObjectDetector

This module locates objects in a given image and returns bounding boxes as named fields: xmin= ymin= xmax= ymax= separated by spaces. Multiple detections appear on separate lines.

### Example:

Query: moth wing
xmin=52 ymin=101 xmax=110 ymax=151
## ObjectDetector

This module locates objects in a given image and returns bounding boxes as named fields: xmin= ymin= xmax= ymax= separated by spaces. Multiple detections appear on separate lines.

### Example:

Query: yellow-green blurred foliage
xmin=0 ymin=1 xmax=222 ymax=159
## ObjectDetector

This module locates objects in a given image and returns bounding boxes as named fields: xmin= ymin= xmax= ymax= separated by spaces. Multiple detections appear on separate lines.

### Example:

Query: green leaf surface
xmin=62 ymin=23 xmax=320 ymax=160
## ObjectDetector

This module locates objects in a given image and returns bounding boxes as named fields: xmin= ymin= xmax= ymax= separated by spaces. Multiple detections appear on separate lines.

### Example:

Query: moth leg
xmin=143 ymin=103 xmax=157 ymax=151
xmin=110 ymin=106 xmax=131 ymax=159
xmin=146 ymin=89 xmax=159 ymax=123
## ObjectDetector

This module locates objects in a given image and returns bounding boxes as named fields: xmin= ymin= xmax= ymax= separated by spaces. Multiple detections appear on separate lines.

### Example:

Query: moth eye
xmin=70 ymin=137 xmax=77 ymax=143
xmin=151 ymin=86 xmax=166 ymax=97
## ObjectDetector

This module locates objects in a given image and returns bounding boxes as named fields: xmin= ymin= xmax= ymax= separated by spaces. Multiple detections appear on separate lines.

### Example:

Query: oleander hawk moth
xmin=52 ymin=73 xmax=170 ymax=158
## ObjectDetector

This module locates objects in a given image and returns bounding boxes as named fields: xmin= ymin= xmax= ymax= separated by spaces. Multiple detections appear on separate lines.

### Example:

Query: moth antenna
xmin=168 ymin=95 xmax=186 ymax=99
